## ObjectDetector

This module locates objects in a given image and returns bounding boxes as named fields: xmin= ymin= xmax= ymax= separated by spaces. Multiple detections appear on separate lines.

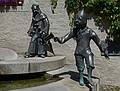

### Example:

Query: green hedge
xmin=51 ymin=0 xmax=120 ymax=43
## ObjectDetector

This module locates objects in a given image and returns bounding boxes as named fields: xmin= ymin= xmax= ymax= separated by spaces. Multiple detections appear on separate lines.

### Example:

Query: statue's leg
xmin=37 ymin=38 xmax=47 ymax=58
xmin=85 ymin=53 xmax=95 ymax=85
xmin=75 ymin=55 xmax=85 ymax=86
xmin=24 ymin=38 xmax=36 ymax=57
xmin=87 ymin=67 xmax=94 ymax=85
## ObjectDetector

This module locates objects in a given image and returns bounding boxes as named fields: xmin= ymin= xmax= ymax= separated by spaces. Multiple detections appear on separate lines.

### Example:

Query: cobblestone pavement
xmin=0 ymin=0 xmax=120 ymax=89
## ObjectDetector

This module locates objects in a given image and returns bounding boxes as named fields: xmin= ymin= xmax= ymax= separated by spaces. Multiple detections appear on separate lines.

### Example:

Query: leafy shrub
xmin=50 ymin=0 xmax=120 ymax=43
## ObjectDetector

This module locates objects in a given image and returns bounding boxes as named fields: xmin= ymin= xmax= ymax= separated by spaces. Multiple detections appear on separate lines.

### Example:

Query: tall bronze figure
xmin=54 ymin=9 xmax=109 ymax=86
xmin=25 ymin=4 xmax=54 ymax=58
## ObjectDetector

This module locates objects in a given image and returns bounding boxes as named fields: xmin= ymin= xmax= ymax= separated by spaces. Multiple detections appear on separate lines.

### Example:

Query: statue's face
xmin=32 ymin=6 xmax=38 ymax=13
xmin=31 ymin=5 xmax=41 ymax=16
xmin=75 ymin=9 xmax=87 ymax=29
xmin=75 ymin=16 xmax=87 ymax=29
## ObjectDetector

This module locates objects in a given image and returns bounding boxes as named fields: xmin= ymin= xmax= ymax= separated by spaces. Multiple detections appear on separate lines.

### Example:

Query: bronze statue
xmin=25 ymin=4 xmax=54 ymax=58
xmin=54 ymin=9 xmax=109 ymax=86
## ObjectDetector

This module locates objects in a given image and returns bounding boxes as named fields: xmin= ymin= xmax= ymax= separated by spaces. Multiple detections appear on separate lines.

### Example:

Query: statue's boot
xmin=79 ymin=71 xmax=85 ymax=86
xmin=38 ymin=54 xmax=46 ymax=58
xmin=87 ymin=68 xmax=94 ymax=86
xmin=24 ymin=52 xmax=36 ymax=58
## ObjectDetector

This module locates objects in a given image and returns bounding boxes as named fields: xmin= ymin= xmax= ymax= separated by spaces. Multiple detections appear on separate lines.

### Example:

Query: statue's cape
xmin=34 ymin=13 xmax=47 ymax=22
xmin=35 ymin=13 xmax=54 ymax=55
xmin=47 ymin=41 xmax=55 ymax=55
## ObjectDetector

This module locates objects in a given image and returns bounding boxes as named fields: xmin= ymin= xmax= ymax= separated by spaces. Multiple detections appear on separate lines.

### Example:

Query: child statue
xmin=54 ymin=9 xmax=109 ymax=86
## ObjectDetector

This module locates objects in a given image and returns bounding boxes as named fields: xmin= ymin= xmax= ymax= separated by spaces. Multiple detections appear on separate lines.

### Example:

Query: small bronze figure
xmin=54 ymin=9 xmax=109 ymax=86
xmin=25 ymin=4 xmax=54 ymax=58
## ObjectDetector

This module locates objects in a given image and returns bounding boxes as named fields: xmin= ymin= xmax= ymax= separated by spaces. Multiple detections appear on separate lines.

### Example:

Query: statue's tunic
xmin=57 ymin=27 xmax=103 ymax=69
xmin=28 ymin=12 xmax=49 ymax=56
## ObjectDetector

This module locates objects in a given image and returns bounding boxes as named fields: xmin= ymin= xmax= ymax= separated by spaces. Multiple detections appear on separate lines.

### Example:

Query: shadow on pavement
xmin=56 ymin=71 xmax=100 ymax=91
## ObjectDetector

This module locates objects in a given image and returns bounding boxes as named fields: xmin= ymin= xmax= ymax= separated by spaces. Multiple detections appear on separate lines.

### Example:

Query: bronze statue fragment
xmin=54 ymin=9 xmax=109 ymax=86
xmin=25 ymin=4 xmax=54 ymax=58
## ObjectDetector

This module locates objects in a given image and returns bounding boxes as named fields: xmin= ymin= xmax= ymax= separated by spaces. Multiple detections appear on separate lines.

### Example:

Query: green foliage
xmin=65 ymin=0 xmax=82 ymax=15
xmin=50 ymin=0 xmax=120 ymax=42
xmin=85 ymin=0 xmax=120 ymax=42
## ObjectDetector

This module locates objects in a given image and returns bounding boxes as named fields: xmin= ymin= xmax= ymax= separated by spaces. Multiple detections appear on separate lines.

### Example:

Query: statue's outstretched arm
xmin=27 ymin=21 xmax=34 ymax=37
xmin=54 ymin=29 xmax=74 ymax=44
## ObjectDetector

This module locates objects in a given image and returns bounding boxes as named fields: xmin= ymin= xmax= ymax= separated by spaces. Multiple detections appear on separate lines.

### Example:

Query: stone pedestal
xmin=0 ymin=48 xmax=66 ymax=75
xmin=91 ymin=78 xmax=100 ymax=91
xmin=0 ymin=56 xmax=66 ymax=75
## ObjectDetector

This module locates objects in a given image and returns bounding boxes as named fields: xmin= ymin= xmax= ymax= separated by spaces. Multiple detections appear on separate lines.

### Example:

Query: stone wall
xmin=0 ymin=0 xmax=75 ymax=64
xmin=0 ymin=0 xmax=70 ymax=53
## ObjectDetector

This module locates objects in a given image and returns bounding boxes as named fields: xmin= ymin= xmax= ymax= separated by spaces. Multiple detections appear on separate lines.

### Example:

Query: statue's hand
xmin=54 ymin=37 xmax=59 ymax=42
xmin=100 ymin=41 xmax=109 ymax=60
xmin=27 ymin=31 xmax=35 ymax=37
xmin=27 ymin=31 xmax=32 ymax=36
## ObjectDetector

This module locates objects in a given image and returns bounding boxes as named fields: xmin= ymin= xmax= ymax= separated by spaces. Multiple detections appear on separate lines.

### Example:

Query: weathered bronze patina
xmin=25 ymin=4 xmax=54 ymax=58
xmin=54 ymin=9 xmax=109 ymax=86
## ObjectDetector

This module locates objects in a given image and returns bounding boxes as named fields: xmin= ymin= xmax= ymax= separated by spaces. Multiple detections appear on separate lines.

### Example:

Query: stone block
xmin=0 ymin=55 xmax=66 ymax=75
xmin=0 ymin=60 xmax=29 ymax=75
xmin=25 ymin=56 xmax=66 ymax=73
xmin=91 ymin=78 xmax=100 ymax=91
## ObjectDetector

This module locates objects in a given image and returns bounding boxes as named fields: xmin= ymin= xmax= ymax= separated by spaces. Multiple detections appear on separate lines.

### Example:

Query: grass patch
xmin=0 ymin=72 xmax=62 ymax=91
